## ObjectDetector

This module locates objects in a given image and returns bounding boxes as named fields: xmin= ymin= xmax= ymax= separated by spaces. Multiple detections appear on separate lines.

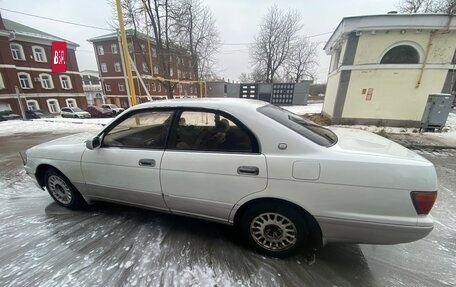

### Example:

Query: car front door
xmin=81 ymin=109 xmax=173 ymax=211
xmin=160 ymin=109 xmax=267 ymax=222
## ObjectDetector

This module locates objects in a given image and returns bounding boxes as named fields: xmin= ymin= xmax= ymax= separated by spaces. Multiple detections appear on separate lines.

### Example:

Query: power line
xmin=219 ymin=32 xmax=333 ymax=46
xmin=0 ymin=8 xmax=112 ymax=31
xmin=1 ymin=7 xmax=332 ymax=47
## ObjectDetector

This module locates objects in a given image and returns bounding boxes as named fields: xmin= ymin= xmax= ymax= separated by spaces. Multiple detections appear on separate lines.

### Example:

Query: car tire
xmin=44 ymin=168 xmax=87 ymax=209
xmin=240 ymin=203 xmax=308 ymax=258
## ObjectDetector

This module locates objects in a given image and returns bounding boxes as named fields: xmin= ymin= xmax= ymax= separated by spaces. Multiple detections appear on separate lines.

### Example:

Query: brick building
xmin=0 ymin=14 xmax=87 ymax=115
xmin=88 ymin=30 xmax=198 ymax=108
xmin=81 ymin=69 xmax=104 ymax=106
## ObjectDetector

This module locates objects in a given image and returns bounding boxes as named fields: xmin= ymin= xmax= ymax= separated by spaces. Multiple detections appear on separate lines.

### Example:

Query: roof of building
xmin=2 ymin=18 xmax=78 ymax=46
xmin=324 ymin=13 xmax=456 ymax=54
xmin=88 ymin=29 xmax=188 ymax=53
xmin=88 ymin=29 xmax=155 ymax=44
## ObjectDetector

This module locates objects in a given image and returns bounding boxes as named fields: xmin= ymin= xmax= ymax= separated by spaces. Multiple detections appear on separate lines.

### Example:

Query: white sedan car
xmin=24 ymin=99 xmax=438 ymax=257
xmin=60 ymin=107 xmax=91 ymax=118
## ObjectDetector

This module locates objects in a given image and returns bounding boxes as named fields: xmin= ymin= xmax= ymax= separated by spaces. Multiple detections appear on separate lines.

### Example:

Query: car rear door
xmin=160 ymin=109 xmax=267 ymax=222
xmin=81 ymin=109 xmax=174 ymax=211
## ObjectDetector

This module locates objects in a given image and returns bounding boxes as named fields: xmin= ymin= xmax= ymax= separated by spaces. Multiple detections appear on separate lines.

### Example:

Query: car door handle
xmin=237 ymin=166 xmax=259 ymax=175
xmin=139 ymin=159 xmax=156 ymax=167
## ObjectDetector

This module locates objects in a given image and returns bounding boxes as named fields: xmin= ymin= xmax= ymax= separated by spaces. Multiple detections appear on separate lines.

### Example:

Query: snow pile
xmin=285 ymin=103 xmax=456 ymax=144
xmin=282 ymin=103 xmax=323 ymax=115
xmin=0 ymin=120 xmax=104 ymax=137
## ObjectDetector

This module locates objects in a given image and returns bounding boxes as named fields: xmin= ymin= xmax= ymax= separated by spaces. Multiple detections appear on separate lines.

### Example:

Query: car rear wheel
xmin=240 ymin=203 xmax=308 ymax=257
xmin=44 ymin=169 xmax=87 ymax=209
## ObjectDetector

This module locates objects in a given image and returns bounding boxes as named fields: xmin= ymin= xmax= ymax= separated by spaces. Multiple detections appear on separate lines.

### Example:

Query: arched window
xmin=65 ymin=98 xmax=77 ymax=108
xmin=27 ymin=100 xmax=40 ymax=110
xmin=380 ymin=45 xmax=420 ymax=64
xmin=47 ymin=99 xmax=60 ymax=113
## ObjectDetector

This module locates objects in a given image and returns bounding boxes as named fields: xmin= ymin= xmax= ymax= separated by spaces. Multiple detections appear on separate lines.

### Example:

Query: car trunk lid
xmin=328 ymin=127 xmax=428 ymax=162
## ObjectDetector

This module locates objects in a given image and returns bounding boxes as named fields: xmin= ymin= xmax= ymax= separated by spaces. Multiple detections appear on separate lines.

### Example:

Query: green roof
xmin=88 ymin=29 xmax=155 ymax=44
xmin=3 ymin=18 xmax=78 ymax=46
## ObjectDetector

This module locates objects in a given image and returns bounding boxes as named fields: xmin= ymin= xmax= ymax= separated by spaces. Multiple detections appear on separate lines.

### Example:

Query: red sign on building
xmin=51 ymin=41 xmax=67 ymax=73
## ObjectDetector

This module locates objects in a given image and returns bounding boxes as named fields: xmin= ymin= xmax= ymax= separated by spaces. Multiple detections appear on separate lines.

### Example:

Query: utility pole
xmin=15 ymin=86 xmax=26 ymax=120
xmin=116 ymin=0 xmax=137 ymax=106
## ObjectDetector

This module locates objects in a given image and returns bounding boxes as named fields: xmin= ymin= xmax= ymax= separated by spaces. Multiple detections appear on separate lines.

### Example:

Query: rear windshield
xmin=257 ymin=104 xmax=337 ymax=147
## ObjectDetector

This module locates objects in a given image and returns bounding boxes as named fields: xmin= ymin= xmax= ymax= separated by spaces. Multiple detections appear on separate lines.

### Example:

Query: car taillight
xmin=410 ymin=191 xmax=437 ymax=215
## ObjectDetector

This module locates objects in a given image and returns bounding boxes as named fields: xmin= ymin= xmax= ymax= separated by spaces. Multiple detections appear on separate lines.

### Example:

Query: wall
xmin=322 ymin=72 xmax=341 ymax=117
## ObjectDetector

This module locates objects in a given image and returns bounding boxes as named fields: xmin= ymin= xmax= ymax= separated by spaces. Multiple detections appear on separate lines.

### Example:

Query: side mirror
xmin=86 ymin=136 xmax=101 ymax=150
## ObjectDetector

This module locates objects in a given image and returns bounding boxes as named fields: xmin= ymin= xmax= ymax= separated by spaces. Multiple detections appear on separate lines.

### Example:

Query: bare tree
xmin=398 ymin=0 xmax=433 ymax=12
xmin=141 ymin=0 xmax=177 ymax=98
xmin=170 ymin=0 xmax=220 ymax=81
xmin=250 ymin=5 xmax=302 ymax=83
xmin=283 ymin=36 xmax=318 ymax=83
xmin=434 ymin=0 xmax=456 ymax=13
xmin=398 ymin=0 xmax=455 ymax=13
xmin=238 ymin=72 xmax=251 ymax=83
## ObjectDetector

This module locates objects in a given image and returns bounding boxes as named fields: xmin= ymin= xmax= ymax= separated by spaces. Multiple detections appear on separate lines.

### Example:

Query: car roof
xmin=130 ymin=98 xmax=268 ymax=113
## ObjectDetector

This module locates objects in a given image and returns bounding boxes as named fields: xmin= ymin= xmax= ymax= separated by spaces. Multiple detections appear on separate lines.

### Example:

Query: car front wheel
xmin=44 ymin=169 xmax=87 ymax=209
xmin=240 ymin=203 xmax=308 ymax=257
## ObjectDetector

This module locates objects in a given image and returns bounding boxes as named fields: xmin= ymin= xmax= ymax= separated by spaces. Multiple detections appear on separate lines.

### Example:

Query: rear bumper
xmin=317 ymin=216 xmax=434 ymax=245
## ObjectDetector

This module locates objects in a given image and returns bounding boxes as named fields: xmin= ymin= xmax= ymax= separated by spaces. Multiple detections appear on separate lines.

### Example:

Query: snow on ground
xmin=284 ymin=103 xmax=456 ymax=144
xmin=0 ymin=119 xmax=105 ymax=137
xmin=282 ymin=102 xmax=324 ymax=115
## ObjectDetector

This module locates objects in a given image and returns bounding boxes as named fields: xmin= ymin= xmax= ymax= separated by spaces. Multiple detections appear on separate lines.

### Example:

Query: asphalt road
xmin=0 ymin=133 xmax=455 ymax=287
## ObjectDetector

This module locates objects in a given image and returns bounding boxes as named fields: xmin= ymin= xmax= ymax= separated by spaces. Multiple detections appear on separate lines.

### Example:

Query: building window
xmin=111 ymin=44 xmax=118 ymax=54
xmin=105 ymin=84 xmax=111 ymax=91
xmin=114 ymin=62 xmax=121 ymax=72
xmin=39 ymin=74 xmax=54 ymax=89
xmin=60 ymin=75 xmax=72 ymax=90
xmin=47 ymin=99 xmax=60 ymax=113
xmin=97 ymin=45 xmax=104 ymax=55
xmin=27 ymin=100 xmax=40 ymax=110
xmin=18 ymin=73 xmax=33 ymax=89
xmin=152 ymin=82 xmax=156 ymax=91
xmin=380 ymin=45 xmax=420 ymax=64
xmin=0 ymin=73 xmax=5 ymax=89
xmin=152 ymin=48 xmax=157 ymax=57
xmin=142 ymin=62 xmax=149 ymax=72
xmin=140 ymin=43 xmax=146 ymax=52
xmin=146 ymin=82 xmax=150 ymax=91
xmin=178 ymin=84 xmax=182 ymax=93
xmin=66 ymin=98 xmax=77 ymax=108
xmin=101 ymin=63 xmax=108 ymax=73
xmin=170 ymin=68 xmax=174 ymax=77
xmin=118 ymin=83 xmax=125 ymax=91
xmin=158 ymin=83 xmax=161 ymax=92
xmin=153 ymin=66 xmax=158 ymax=75
xmin=32 ymin=46 xmax=47 ymax=62
xmin=177 ymin=69 xmax=181 ymax=78
xmin=10 ymin=43 xmax=25 ymax=60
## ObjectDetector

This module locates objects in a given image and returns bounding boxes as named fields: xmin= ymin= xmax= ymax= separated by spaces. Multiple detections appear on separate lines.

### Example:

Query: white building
xmin=323 ymin=13 xmax=456 ymax=127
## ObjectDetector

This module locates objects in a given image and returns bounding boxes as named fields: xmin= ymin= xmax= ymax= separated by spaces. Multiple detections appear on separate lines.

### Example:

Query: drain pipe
xmin=416 ymin=15 xmax=453 ymax=88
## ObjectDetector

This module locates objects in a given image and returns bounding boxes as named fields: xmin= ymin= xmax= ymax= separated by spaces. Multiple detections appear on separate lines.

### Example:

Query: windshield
xmin=258 ymin=104 xmax=337 ymax=147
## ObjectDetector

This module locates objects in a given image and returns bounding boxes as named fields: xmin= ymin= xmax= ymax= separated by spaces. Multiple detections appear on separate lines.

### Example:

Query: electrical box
xmin=421 ymin=93 xmax=455 ymax=131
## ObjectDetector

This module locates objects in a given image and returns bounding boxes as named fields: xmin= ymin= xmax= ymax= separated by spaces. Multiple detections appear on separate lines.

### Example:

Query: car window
xmin=170 ymin=110 xmax=253 ymax=153
xmin=258 ymin=104 xmax=338 ymax=147
xmin=72 ymin=108 xmax=83 ymax=112
xmin=102 ymin=110 xmax=173 ymax=149
xmin=61 ymin=108 xmax=70 ymax=112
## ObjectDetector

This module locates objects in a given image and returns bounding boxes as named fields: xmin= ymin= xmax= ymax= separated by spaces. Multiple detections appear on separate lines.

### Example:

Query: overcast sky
xmin=0 ymin=0 xmax=399 ymax=83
